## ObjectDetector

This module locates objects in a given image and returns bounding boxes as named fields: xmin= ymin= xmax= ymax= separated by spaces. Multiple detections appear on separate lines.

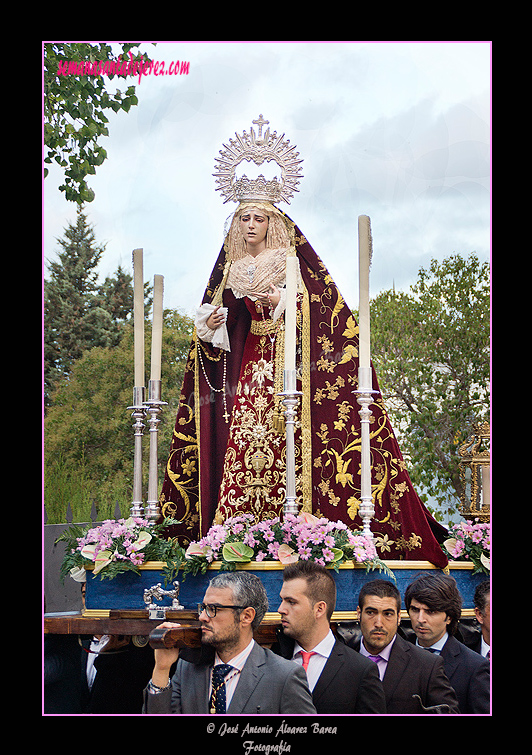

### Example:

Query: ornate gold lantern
xmin=458 ymin=421 xmax=490 ymax=522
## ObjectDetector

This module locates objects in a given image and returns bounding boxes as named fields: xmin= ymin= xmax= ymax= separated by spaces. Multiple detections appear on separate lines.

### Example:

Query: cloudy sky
xmin=43 ymin=41 xmax=491 ymax=319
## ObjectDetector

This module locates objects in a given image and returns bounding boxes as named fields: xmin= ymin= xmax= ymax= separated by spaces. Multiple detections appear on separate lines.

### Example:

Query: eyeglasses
xmin=198 ymin=603 xmax=247 ymax=618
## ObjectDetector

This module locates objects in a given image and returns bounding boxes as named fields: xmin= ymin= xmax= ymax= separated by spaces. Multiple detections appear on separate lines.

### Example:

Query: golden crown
xmin=213 ymin=115 xmax=304 ymax=205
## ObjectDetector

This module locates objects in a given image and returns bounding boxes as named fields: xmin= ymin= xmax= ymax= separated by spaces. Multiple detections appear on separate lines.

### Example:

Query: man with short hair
xmin=274 ymin=561 xmax=386 ymax=713
xmin=349 ymin=578 xmax=460 ymax=714
xmin=405 ymin=573 xmax=490 ymax=714
xmin=471 ymin=580 xmax=490 ymax=658
xmin=143 ymin=572 xmax=316 ymax=714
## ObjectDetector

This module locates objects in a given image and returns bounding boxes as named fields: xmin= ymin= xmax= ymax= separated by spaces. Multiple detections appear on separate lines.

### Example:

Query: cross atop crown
xmin=252 ymin=114 xmax=269 ymax=140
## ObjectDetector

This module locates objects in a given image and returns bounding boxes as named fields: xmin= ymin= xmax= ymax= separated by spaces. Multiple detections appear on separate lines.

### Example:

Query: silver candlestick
xmin=354 ymin=366 xmax=378 ymax=539
xmin=144 ymin=379 xmax=167 ymax=523
xmin=128 ymin=386 xmax=146 ymax=518
xmin=280 ymin=369 xmax=302 ymax=517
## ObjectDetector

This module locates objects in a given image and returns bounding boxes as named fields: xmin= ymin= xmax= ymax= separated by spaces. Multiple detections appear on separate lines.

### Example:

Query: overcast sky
xmin=43 ymin=41 xmax=491 ymax=318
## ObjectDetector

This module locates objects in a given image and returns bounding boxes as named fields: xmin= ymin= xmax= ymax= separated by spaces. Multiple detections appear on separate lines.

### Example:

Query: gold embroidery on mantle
xmin=309 ymin=272 xmax=423 ymax=559
xmin=161 ymin=398 xmax=199 ymax=533
xmin=300 ymin=282 xmax=312 ymax=512
xmin=213 ymin=326 xmax=301 ymax=523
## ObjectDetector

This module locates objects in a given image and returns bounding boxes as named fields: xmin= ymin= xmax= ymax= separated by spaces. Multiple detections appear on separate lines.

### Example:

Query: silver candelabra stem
xmin=354 ymin=367 xmax=378 ymax=540
xmin=280 ymin=369 xmax=302 ymax=517
xmin=144 ymin=379 xmax=168 ymax=523
xmin=128 ymin=386 xmax=146 ymax=518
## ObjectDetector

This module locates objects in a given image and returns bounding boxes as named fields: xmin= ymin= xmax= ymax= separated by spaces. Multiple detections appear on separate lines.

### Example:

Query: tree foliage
xmin=44 ymin=309 xmax=194 ymax=523
xmin=43 ymin=42 xmax=153 ymax=204
xmin=43 ymin=207 xmax=152 ymax=406
xmin=369 ymin=254 xmax=490 ymax=518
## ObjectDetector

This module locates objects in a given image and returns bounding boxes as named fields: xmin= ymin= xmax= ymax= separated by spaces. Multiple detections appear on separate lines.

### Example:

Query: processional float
xmin=128 ymin=115 xmax=376 ymax=545
xmin=54 ymin=115 xmax=488 ymax=658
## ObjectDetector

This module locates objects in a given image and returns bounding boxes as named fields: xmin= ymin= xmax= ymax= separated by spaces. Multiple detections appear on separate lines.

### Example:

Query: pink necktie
xmin=300 ymin=651 xmax=316 ymax=671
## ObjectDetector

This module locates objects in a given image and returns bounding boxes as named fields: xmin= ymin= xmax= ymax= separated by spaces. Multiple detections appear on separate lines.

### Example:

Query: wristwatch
xmin=147 ymin=678 xmax=171 ymax=694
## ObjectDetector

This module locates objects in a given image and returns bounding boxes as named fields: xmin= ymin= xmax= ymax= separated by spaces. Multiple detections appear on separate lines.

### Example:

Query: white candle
xmin=284 ymin=255 xmax=298 ymax=372
xmin=150 ymin=274 xmax=164 ymax=382
xmin=358 ymin=216 xmax=372 ymax=372
xmin=133 ymin=248 xmax=145 ymax=388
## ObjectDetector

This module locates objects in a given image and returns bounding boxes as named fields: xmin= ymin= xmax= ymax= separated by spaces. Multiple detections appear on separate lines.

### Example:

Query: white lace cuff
xmin=272 ymin=287 xmax=286 ymax=322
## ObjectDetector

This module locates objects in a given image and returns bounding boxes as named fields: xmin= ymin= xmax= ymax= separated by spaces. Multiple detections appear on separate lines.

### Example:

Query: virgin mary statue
xmin=159 ymin=115 xmax=448 ymax=568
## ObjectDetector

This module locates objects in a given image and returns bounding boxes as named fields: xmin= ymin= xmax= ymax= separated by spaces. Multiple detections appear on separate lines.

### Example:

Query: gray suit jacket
xmin=143 ymin=641 xmax=317 ymax=714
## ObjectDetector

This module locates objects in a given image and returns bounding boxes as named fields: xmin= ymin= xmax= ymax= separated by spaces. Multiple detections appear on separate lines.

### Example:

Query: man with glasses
xmin=143 ymin=572 xmax=316 ymax=714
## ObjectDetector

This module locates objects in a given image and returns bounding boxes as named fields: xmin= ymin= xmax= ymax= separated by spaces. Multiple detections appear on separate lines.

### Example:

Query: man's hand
xmin=151 ymin=622 xmax=182 ymax=688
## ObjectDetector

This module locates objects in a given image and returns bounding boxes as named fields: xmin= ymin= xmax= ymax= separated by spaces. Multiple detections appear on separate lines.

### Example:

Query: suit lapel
xmin=312 ymin=640 xmax=343 ymax=705
xmin=227 ymin=643 xmax=266 ymax=714
xmin=382 ymin=636 xmax=410 ymax=702
xmin=440 ymin=636 xmax=461 ymax=681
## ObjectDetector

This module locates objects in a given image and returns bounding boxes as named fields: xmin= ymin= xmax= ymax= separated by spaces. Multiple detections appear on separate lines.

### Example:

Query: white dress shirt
xmin=86 ymin=635 xmax=109 ymax=689
xmin=415 ymin=632 xmax=449 ymax=655
xmin=291 ymin=629 xmax=336 ymax=691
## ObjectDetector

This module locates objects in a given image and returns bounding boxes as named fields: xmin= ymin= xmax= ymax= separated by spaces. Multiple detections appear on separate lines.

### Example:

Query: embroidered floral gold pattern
xmin=296 ymin=234 xmax=423 ymax=560
xmin=213 ymin=327 xmax=301 ymax=523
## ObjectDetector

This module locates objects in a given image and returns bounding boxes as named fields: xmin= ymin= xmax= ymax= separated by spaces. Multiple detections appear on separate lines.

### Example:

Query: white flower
xmin=277 ymin=544 xmax=299 ymax=564
xmin=93 ymin=549 xmax=113 ymax=574
xmin=80 ymin=543 xmax=97 ymax=561
xmin=69 ymin=567 xmax=87 ymax=582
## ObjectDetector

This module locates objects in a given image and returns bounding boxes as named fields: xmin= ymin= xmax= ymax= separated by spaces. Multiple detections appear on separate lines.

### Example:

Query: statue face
xmin=239 ymin=209 xmax=269 ymax=253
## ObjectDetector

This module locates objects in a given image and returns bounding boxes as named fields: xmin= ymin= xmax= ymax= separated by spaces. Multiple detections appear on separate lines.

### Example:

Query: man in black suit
xmin=274 ymin=560 xmax=386 ymax=713
xmin=348 ymin=578 xmax=460 ymax=714
xmin=470 ymin=580 xmax=490 ymax=658
xmin=405 ymin=573 xmax=490 ymax=714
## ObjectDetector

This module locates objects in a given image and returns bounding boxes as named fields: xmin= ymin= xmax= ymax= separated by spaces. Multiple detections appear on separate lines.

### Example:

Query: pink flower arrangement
xmin=58 ymin=516 xmax=184 ymax=581
xmin=442 ymin=519 xmax=490 ymax=574
xmin=183 ymin=513 xmax=389 ymax=577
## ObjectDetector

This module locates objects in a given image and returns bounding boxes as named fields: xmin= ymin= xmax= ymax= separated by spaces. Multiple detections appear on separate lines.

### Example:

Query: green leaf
xmin=221 ymin=542 xmax=254 ymax=563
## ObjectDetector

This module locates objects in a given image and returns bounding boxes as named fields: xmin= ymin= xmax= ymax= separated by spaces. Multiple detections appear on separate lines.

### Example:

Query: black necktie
xmin=210 ymin=664 xmax=233 ymax=714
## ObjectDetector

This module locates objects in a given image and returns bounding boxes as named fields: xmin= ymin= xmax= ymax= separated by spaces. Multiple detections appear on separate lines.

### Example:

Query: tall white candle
xmin=150 ymin=274 xmax=164 ymax=382
xmin=358 ymin=216 xmax=372 ymax=372
xmin=284 ymin=255 xmax=298 ymax=372
xmin=133 ymin=248 xmax=145 ymax=388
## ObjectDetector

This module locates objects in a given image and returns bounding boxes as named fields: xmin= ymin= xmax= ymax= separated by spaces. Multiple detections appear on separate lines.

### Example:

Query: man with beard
xmin=143 ymin=572 xmax=316 ymax=714
xmin=348 ymin=579 xmax=459 ymax=714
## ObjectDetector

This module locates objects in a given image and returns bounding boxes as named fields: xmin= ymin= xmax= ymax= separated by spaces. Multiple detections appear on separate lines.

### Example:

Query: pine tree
xmin=44 ymin=207 xmax=149 ymax=407
xmin=97 ymin=265 xmax=136 ymax=347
